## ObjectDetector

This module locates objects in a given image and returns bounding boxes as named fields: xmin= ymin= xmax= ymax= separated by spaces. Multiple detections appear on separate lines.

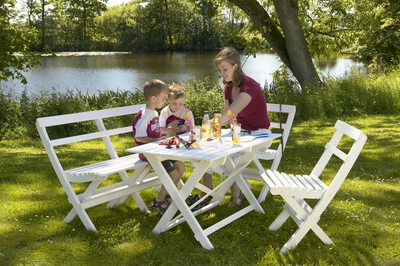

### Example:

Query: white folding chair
xmin=260 ymin=120 xmax=367 ymax=253
xmin=242 ymin=103 xmax=296 ymax=203
xmin=258 ymin=103 xmax=296 ymax=171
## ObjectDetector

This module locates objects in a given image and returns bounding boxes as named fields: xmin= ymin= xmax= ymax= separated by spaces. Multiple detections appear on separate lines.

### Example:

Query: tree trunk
xmin=273 ymin=0 xmax=320 ymax=86
xmin=41 ymin=0 xmax=45 ymax=49
xmin=164 ymin=0 xmax=173 ymax=50
xmin=202 ymin=0 xmax=209 ymax=22
xmin=83 ymin=0 xmax=87 ymax=42
xmin=227 ymin=0 xmax=320 ymax=87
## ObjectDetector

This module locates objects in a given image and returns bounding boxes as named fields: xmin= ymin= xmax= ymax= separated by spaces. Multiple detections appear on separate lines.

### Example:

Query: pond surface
xmin=2 ymin=51 xmax=364 ymax=96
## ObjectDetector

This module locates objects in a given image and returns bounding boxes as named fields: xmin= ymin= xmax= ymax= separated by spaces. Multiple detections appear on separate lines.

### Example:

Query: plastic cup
xmin=232 ymin=123 xmax=241 ymax=145
xmin=192 ymin=126 xmax=202 ymax=147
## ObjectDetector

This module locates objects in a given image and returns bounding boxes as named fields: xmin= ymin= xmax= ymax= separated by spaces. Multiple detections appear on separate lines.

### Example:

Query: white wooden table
xmin=126 ymin=130 xmax=281 ymax=249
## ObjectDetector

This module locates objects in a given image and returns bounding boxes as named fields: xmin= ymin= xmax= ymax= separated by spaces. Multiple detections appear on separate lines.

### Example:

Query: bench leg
xmin=107 ymin=165 xmax=152 ymax=210
xmin=64 ymin=206 xmax=97 ymax=231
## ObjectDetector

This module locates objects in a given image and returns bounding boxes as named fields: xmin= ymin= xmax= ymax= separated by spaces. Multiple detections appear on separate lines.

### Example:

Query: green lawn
xmin=1 ymin=115 xmax=399 ymax=266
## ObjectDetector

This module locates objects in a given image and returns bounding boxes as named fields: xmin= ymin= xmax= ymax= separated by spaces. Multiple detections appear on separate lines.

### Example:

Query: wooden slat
xmin=295 ymin=174 xmax=314 ymax=190
xmin=50 ymin=126 xmax=132 ymax=146
xmin=280 ymin=172 xmax=299 ymax=188
xmin=303 ymin=175 xmax=324 ymax=191
xmin=325 ymin=143 xmax=347 ymax=161
xmin=266 ymin=170 xmax=284 ymax=188
xmin=36 ymin=104 xmax=145 ymax=127
xmin=65 ymin=154 xmax=146 ymax=177
xmin=287 ymin=174 xmax=307 ymax=190
xmin=335 ymin=120 xmax=362 ymax=140
xmin=309 ymin=175 xmax=328 ymax=190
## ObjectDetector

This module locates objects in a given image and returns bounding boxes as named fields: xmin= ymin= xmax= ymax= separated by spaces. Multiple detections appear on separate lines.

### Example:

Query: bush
xmin=265 ymin=67 xmax=400 ymax=121
xmin=183 ymin=78 xmax=224 ymax=126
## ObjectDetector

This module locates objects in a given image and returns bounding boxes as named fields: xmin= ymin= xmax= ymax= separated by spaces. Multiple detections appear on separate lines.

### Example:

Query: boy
xmin=159 ymin=83 xmax=195 ymax=137
xmin=132 ymin=79 xmax=186 ymax=215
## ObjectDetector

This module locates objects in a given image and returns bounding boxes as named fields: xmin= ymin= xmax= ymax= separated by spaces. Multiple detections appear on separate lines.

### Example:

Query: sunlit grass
xmin=1 ymin=115 xmax=399 ymax=265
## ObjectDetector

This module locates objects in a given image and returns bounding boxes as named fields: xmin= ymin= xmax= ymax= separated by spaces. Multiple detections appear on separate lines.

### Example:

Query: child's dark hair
xmin=143 ymin=79 xmax=169 ymax=101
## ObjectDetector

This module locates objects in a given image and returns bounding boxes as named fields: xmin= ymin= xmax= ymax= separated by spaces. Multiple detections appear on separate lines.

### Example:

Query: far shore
xmin=41 ymin=51 xmax=132 ymax=57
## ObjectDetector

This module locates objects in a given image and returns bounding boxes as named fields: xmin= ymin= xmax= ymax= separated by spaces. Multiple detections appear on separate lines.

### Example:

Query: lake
xmin=2 ymin=51 xmax=365 ymax=96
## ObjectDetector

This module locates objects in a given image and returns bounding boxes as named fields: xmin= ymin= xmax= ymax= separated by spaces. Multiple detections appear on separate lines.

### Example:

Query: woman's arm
xmin=220 ymin=92 xmax=251 ymax=125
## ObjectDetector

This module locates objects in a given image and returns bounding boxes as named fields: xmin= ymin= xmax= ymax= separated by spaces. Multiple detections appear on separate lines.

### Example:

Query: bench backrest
xmin=36 ymin=104 xmax=145 ymax=182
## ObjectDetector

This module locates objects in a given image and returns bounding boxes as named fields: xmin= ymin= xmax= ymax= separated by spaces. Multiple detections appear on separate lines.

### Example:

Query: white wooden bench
xmin=36 ymin=104 xmax=161 ymax=231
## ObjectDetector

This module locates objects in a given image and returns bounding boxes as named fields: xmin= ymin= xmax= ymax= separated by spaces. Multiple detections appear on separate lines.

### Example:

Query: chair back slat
xmin=335 ymin=120 xmax=363 ymax=140
xmin=325 ymin=143 xmax=347 ymax=161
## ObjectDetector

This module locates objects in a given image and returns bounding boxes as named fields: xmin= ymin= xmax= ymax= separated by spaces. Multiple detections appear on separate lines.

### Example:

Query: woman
xmin=200 ymin=47 xmax=271 ymax=208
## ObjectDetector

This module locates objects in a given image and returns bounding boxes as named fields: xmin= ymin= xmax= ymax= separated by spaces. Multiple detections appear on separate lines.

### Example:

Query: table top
xmin=126 ymin=130 xmax=281 ymax=163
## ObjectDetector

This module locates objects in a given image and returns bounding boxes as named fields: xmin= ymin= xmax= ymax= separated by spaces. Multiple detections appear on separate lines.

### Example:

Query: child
xmin=159 ymin=83 xmax=195 ymax=137
xmin=132 ymin=79 xmax=186 ymax=215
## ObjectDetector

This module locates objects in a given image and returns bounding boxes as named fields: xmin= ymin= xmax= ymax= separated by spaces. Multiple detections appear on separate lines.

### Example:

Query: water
xmin=1 ymin=51 xmax=364 ymax=96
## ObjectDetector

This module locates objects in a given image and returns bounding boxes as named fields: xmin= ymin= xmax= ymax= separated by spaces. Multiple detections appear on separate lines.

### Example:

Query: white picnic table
xmin=126 ymin=129 xmax=281 ymax=249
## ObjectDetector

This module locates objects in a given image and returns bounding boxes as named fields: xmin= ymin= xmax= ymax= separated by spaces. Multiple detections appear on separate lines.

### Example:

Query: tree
xmin=23 ymin=0 xmax=41 ymax=28
xmin=226 ymin=0 xmax=320 ymax=87
xmin=0 ymin=1 xmax=40 ymax=84
xmin=65 ymin=0 xmax=107 ymax=44
xmin=304 ymin=0 xmax=400 ymax=73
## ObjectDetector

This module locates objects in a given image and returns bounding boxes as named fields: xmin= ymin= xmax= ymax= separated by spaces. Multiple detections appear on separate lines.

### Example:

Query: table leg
xmin=146 ymin=156 xmax=214 ymax=249
xmin=223 ymin=146 xmax=265 ymax=213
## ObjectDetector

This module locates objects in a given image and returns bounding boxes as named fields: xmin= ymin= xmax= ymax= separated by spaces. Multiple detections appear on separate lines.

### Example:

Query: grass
xmin=0 ymin=115 xmax=399 ymax=265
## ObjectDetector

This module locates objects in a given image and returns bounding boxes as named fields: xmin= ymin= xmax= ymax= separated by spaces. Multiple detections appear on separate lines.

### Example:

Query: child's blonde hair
xmin=168 ymin=83 xmax=186 ymax=99
xmin=143 ymin=79 xmax=169 ymax=101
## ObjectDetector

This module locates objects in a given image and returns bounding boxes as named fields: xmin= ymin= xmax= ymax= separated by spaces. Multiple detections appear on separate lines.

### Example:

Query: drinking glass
xmin=192 ymin=126 xmax=202 ymax=147
xmin=232 ymin=123 xmax=241 ymax=145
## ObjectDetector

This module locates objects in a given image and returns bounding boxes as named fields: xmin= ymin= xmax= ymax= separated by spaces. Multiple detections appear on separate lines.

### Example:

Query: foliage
xmin=0 ymin=116 xmax=399 ymax=265
xmin=303 ymin=0 xmax=400 ymax=74
xmin=94 ymin=0 xmax=226 ymax=52
xmin=183 ymin=77 xmax=225 ymax=126
xmin=0 ymin=1 xmax=40 ymax=84
xmin=12 ymin=0 xmax=261 ymax=53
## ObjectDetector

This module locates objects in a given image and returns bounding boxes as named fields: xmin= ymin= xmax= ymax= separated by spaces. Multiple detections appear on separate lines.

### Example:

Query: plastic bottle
xmin=212 ymin=110 xmax=221 ymax=140
xmin=201 ymin=111 xmax=211 ymax=140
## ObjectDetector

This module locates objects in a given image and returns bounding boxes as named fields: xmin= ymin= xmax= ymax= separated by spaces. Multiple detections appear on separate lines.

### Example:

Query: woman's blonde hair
xmin=214 ymin=47 xmax=244 ymax=88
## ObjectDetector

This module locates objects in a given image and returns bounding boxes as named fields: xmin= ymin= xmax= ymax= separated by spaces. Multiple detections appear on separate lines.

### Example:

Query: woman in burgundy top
xmin=200 ymin=47 xmax=271 ymax=208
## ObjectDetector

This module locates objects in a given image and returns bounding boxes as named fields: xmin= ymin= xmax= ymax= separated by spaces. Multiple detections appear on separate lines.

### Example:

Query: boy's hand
xmin=167 ymin=120 xmax=179 ymax=129
xmin=163 ymin=127 xmax=179 ymax=137
xmin=178 ymin=125 xmax=188 ymax=132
